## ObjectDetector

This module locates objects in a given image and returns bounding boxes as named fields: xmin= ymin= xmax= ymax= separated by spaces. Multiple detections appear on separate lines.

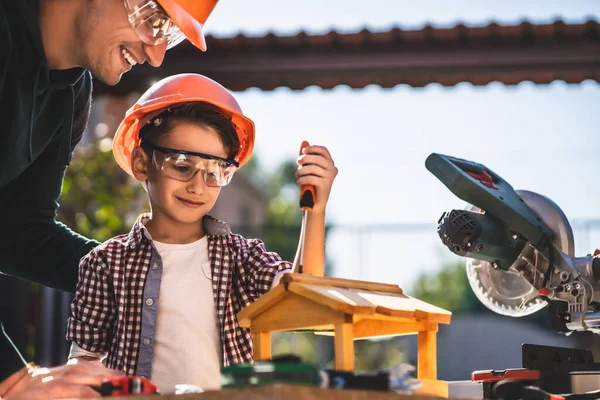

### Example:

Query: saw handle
xmin=299 ymin=141 xmax=316 ymax=210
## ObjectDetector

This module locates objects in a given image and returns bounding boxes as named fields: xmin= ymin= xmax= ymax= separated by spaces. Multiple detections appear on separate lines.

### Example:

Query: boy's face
xmin=142 ymin=122 xmax=227 ymax=226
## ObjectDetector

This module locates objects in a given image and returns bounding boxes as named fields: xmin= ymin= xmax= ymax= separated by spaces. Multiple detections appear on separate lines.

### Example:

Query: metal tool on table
xmin=470 ymin=344 xmax=600 ymax=399
xmin=295 ymin=140 xmax=316 ymax=274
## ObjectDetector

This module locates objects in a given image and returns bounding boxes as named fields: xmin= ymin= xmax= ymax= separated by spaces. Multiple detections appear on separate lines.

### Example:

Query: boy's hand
xmin=296 ymin=143 xmax=338 ymax=214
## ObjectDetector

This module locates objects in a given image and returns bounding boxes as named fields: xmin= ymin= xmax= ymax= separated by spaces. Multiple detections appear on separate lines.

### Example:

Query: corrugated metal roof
xmin=96 ymin=19 xmax=600 ymax=95
xmin=206 ymin=19 xmax=599 ymax=48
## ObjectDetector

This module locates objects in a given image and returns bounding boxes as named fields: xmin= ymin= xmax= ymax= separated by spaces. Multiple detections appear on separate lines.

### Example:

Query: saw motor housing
xmin=426 ymin=153 xmax=600 ymax=334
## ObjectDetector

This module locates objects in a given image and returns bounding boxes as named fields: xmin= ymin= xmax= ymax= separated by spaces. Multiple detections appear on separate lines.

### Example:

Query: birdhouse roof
xmin=238 ymin=274 xmax=452 ymax=326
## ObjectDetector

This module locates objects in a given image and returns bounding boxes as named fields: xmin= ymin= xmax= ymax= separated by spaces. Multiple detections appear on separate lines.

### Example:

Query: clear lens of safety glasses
xmin=124 ymin=0 xmax=185 ymax=49
xmin=153 ymin=152 xmax=236 ymax=187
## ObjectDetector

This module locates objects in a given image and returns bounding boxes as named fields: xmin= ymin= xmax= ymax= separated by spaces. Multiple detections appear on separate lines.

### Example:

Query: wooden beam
xmin=252 ymin=332 xmax=271 ymax=361
xmin=334 ymin=318 xmax=355 ymax=371
xmin=282 ymin=273 xmax=403 ymax=294
xmin=417 ymin=329 xmax=438 ymax=380
xmin=352 ymin=319 xmax=437 ymax=339
xmin=249 ymin=293 xmax=345 ymax=332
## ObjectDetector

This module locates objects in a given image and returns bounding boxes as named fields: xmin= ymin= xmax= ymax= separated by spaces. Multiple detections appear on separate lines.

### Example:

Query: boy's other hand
xmin=296 ymin=143 xmax=338 ymax=214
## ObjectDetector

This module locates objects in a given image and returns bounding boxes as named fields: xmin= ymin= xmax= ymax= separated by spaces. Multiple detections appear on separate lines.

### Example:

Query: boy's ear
xmin=131 ymin=147 xmax=150 ymax=183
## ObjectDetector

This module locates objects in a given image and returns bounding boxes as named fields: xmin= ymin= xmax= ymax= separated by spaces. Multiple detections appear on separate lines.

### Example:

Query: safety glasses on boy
xmin=124 ymin=0 xmax=185 ymax=49
xmin=143 ymin=141 xmax=238 ymax=187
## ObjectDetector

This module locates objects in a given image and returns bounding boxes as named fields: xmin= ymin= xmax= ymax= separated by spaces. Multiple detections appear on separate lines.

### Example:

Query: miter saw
xmin=425 ymin=153 xmax=600 ymax=335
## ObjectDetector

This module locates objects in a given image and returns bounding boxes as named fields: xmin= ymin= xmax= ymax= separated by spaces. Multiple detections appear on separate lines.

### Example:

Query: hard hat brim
xmin=113 ymin=97 xmax=255 ymax=178
xmin=156 ymin=0 xmax=208 ymax=51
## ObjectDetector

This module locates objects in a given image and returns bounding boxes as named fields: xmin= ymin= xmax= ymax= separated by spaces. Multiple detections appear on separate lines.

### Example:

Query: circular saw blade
xmin=464 ymin=191 xmax=574 ymax=317
xmin=466 ymin=258 xmax=547 ymax=316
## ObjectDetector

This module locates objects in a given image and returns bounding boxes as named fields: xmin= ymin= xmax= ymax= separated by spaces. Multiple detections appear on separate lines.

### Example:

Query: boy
xmin=66 ymin=73 xmax=337 ymax=393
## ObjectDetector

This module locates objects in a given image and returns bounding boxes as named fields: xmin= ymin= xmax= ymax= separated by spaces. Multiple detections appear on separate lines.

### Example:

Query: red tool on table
xmin=95 ymin=376 xmax=158 ymax=397
xmin=295 ymin=141 xmax=315 ymax=274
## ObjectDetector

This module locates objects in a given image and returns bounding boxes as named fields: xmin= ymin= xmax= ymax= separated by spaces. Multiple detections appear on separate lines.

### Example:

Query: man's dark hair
xmin=139 ymin=103 xmax=240 ymax=159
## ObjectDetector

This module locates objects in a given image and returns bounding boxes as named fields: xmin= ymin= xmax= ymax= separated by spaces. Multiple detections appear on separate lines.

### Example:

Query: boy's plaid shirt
xmin=66 ymin=214 xmax=292 ymax=376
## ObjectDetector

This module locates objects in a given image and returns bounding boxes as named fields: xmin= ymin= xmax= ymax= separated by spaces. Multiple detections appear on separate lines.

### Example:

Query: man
xmin=0 ymin=0 xmax=220 ymax=396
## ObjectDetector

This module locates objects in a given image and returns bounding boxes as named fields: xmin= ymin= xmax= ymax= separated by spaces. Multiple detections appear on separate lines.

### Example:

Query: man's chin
xmin=91 ymin=70 xmax=124 ymax=87
xmin=104 ymin=74 xmax=123 ymax=87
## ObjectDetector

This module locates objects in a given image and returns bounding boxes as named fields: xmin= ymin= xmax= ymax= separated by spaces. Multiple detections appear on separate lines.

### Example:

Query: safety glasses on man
xmin=124 ymin=0 xmax=185 ymax=49
xmin=143 ymin=141 xmax=238 ymax=187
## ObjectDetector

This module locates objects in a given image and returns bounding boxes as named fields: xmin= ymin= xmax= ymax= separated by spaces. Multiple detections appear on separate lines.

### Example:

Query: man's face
xmin=80 ymin=0 xmax=168 ymax=85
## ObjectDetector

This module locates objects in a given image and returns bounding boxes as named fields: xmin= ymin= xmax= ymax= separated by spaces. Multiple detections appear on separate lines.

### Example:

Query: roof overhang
xmin=95 ymin=20 xmax=600 ymax=95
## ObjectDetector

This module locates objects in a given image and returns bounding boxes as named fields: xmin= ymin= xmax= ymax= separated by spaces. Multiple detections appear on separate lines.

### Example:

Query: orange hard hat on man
xmin=158 ymin=0 xmax=218 ymax=51
xmin=113 ymin=73 xmax=255 ymax=177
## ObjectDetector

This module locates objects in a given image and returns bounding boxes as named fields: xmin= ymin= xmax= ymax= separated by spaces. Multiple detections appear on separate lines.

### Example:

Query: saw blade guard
xmin=465 ymin=190 xmax=575 ymax=317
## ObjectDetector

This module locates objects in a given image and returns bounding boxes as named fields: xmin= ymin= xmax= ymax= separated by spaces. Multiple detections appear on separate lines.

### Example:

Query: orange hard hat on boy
xmin=113 ymin=73 xmax=255 ymax=177
xmin=124 ymin=0 xmax=219 ymax=51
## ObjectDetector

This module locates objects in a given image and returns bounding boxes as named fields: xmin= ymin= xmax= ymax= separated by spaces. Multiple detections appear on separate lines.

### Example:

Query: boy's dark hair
xmin=139 ymin=103 xmax=240 ymax=159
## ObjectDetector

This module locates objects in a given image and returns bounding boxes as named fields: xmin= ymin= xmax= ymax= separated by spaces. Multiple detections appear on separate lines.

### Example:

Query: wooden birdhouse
xmin=237 ymin=273 xmax=452 ymax=397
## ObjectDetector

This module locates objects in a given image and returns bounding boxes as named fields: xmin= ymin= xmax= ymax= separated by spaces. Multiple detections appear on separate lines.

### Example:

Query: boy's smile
xmin=177 ymin=197 xmax=205 ymax=208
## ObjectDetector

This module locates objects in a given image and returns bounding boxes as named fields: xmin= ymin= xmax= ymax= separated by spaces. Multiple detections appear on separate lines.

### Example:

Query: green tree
xmin=240 ymin=159 xmax=334 ymax=275
xmin=261 ymin=160 xmax=302 ymax=262
xmin=58 ymin=141 xmax=146 ymax=241
xmin=411 ymin=260 xmax=485 ymax=313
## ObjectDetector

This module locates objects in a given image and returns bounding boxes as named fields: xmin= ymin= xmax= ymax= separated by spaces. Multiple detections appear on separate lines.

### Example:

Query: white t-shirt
xmin=150 ymin=236 xmax=221 ymax=394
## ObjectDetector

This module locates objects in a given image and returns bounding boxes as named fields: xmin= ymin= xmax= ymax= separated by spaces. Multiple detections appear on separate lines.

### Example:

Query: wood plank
xmin=413 ymin=310 xmax=452 ymax=325
xmin=237 ymin=284 xmax=288 ymax=327
xmin=417 ymin=330 xmax=438 ymax=380
xmin=250 ymin=293 xmax=345 ymax=332
xmin=353 ymin=314 xmax=418 ymax=324
xmin=352 ymin=319 xmax=437 ymax=340
xmin=334 ymin=319 xmax=355 ymax=371
xmin=287 ymin=282 xmax=376 ymax=315
xmin=350 ymin=291 xmax=451 ymax=323
xmin=253 ymin=332 xmax=271 ymax=361
xmin=407 ymin=297 xmax=453 ymax=317
xmin=282 ymin=273 xmax=403 ymax=294
xmin=374 ymin=306 xmax=417 ymax=319
xmin=358 ymin=292 xmax=419 ymax=318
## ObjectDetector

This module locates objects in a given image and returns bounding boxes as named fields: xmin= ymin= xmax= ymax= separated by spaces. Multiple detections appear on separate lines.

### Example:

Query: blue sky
xmin=202 ymin=1 xmax=600 ymax=288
